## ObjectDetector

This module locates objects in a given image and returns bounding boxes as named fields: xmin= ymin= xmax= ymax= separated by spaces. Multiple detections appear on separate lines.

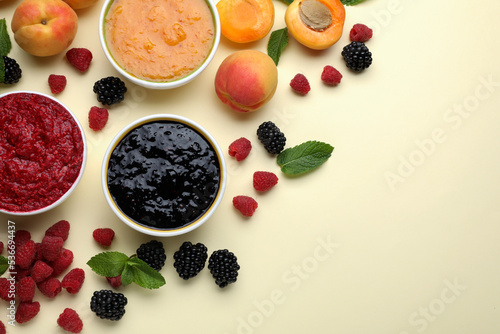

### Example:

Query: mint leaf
xmin=0 ymin=256 xmax=8 ymax=276
xmin=87 ymin=251 xmax=129 ymax=278
xmin=277 ymin=141 xmax=334 ymax=175
xmin=0 ymin=19 xmax=12 ymax=57
xmin=341 ymin=0 xmax=367 ymax=5
xmin=122 ymin=257 xmax=165 ymax=289
xmin=267 ymin=28 xmax=289 ymax=66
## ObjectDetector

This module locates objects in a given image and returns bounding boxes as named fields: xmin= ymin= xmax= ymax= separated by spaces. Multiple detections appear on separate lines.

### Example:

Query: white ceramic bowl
xmin=0 ymin=91 xmax=87 ymax=216
xmin=102 ymin=114 xmax=226 ymax=237
xmin=98 ymin=0 xmax=221 ymax=90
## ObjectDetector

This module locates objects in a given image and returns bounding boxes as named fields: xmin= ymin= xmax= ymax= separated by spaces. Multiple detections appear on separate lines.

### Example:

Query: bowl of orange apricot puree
xmin=99 ymin=0 xmax=220 ymax=89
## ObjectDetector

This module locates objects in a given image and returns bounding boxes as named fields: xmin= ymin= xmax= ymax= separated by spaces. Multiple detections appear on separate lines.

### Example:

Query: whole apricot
xmin=217 ymin=0 xmax=275 ymax=43
xmin=285 ymin=0 xmax=345 ymax=50
xmin=214 ymin=50 xmax=278 ymax=112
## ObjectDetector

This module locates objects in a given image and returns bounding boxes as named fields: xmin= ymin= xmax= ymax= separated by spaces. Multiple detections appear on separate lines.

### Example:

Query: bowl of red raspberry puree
xmin=0 ymin=91 xmax=87 ymax=215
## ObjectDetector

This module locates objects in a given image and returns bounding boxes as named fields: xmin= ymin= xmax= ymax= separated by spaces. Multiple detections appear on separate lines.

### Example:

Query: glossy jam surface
xmin=105 ymin=0 xmax=215 ymax=82
xmin=107 ymin=121 xmax=221 ymax=229
xmin=0 ymin=93 xmax=84 ymax=212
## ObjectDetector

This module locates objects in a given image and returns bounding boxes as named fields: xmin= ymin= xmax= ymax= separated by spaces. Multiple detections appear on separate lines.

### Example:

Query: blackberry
xmin=341 ymin=41 xmax=372 ymax=72
xmin=93 ymin=76 xmax=127 ymax=105
xmin=136 ymin=240 xmax=166 ymax=271
xmin=208 ymin=249 xmax=240 ymax=288
xmin=90 ymin=289 xmax=127 ymax=321
xmin=2 ymin=56 xmax=22 ymax=84
xmin=173 ymin=241 xmax=208 ymax=280
xmin=256 ymin=121 xmax=286 ymax=155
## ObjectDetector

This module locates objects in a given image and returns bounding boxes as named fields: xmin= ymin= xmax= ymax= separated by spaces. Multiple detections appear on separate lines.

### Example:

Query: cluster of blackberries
xmin=342 ymin=41 xmax=372 ymax=72
xmin=90 ymin=290 xmax=128 ymax=321
xmin=208 ymin=249 xmax=240 ymax=288
xmin=136 ymin=240 xmax=167 ymax=271
xmin=2 ymin=56 xmax=22 ymax=84
xmin=93 ymin=76 xmax=127 ymax=105
xmin=173 ymin=241 xmax=208 ymax=280
xmin=257 ymin=121 xmax=286 ymax=155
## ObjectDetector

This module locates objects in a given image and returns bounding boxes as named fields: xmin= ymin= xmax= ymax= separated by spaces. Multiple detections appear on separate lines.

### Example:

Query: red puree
xmin=0 ymin=93 xmax=84 ymax=212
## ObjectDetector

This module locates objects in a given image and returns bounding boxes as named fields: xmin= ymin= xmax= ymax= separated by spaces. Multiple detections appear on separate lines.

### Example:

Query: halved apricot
xmin=217 ymin=0 xmax=275 ymax=43
xmin=285 ymin=0 xmax=345 ymax=50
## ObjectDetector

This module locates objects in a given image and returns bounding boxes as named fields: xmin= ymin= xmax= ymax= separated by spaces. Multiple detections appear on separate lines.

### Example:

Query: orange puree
xmin=105 ymin=0 xmax=215 ymax=82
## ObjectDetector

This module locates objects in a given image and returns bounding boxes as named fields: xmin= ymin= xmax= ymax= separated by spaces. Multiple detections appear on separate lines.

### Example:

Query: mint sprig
xmin=87 ymin=251 xmax=166 ymax=289
xmin=341 ymin=0 xmax=367 ymax=6
xmin=0 ymin=19 xmax=11 ymax=57
xmin=267 ymin=28 xmax=289 ymax=66
xmin=0 ymin=256 xmax=8 ymax=276
xmin=277 ymin=141 xmax=334 ymax=175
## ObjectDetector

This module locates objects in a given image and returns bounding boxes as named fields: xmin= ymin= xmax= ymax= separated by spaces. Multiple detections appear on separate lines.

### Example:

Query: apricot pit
xmin=285 ymin=0 xmax=345 ymax=50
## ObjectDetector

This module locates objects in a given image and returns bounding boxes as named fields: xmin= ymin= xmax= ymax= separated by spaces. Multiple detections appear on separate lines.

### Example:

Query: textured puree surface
xmin=105 ymin=0 xmax=215 ymax=82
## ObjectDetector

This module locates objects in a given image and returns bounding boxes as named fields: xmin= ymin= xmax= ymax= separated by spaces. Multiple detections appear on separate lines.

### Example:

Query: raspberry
xmin=0 ymin=241 xmax=3 ymax=254
xmin=349 ymin=23 xmax=373 ymax=43
xmin=106 ymin=275 xmax=123 ymax=288
xmin=228 ymin=137 xmax=252 ymax=161
xmin=66 ymin=48 xmax=93 ymax=72
xmin=37 ymin=277 xmax=62 ymax=298
xmin=208 ymin=249 xmax=240 ymax=288
xmin=136 ymin=240 xmax=166 ymax=271
xmin=88 ymin=106 xmax=109 ymax=131
xmin=48 ymin=74 xmax=67 ymax=94
xmin=57 ymin=308 xmax=83 ymax=333
xmin=34 ymin=242 xmax=44 ymax=262
xmin=31 ymin=260 xmax=54 ymax=283
xmin=61 ymin=268 xmax=85 ymax=294
xmin=41 ymin=235 xmax=64 ymax=261
xmin=14 ymin=230 xmax=31 ymax=247
xmin=321 ymin=65 xmax=343 ymax=85
xmin=10 ymin=265 xmax=30 ymax=282
xmin=49 ymin=248 xmax=74 ymax=276
xmin=232 ymin=195 xmax=258 ymax=217
xmin=17 ymin=239 xmax=36 ymax=269
xmin=92 ymin=228 xmax=115 ymax=247
xmin=15 ymin=301 xmax=40 ymax=324
xmin=253 ymin=171 xmax=278 ymax=192
xmin=17 ymin=277 xmax=35 ymax=302
xmin=0 ymin=321 xmax=5 ymax=334
xmin=45 ymin=220 xmax=70 ymax=241
xmin=290 ymin=73 xmax=311 ymax=95
xmin=0 ymin=278 xmax=14 ymax=302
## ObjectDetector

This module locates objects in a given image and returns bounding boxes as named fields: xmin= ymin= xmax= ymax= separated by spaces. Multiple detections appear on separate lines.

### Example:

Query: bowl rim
xmin=0 ymin=91 xmax=87 ymax=216
xmin=101 ymin=114 xmax=227 ymax=237
xmin=98 ymin=0 xmax=221 ymax=90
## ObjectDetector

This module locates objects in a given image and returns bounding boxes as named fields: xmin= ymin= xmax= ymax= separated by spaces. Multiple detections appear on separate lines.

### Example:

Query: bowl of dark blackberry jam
xmin=102 ymin=114 xmax=226 ymax=237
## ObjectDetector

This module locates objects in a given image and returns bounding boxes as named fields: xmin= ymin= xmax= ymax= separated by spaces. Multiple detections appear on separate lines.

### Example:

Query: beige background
xmin=1 ymin=0 xmax=500 ymax=333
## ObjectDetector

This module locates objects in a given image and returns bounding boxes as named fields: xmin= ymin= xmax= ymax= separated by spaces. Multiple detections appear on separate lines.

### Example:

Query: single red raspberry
xmin=61 ymin=268 xmax=85 ymax=294
xmin=349 ymin=23 xmax=373 ymax=42
xmin=92 ymin=228 xmax=115 ymax=247
xmin=0 ymin=241 xmax=3 ymax=254
xmin=17 ymin=240 xmax=36 ymax=269
xmin=88 ymin=106 xmax=109 ymax=131
xmin=0 ymin=278 xmax=14 ymax=302
xmin=0 ymin=320 xmax=5 ymax=334
xmin=14 ymin=230 xmax=31 ymax=247
xmin=45 ymin=220 xmax=70 ymax=241
xmin=228 ymin=137 xmax=252 ymax=161
xmin=48 ymin=74 xmax=67 ymax=94
xmin=15 ymin=301 xmax=40 ymax=324
xmin=290 ymin=73 xmax=311 ymax=95
xmin=37 ymin=277 xmax=62 ymax=298
xmin=106 ymin=275 xmax=123 ymax=288
xmin=321 ymin=65 xmax=343 ymax=85
xmin=31 ymin=260 xmax=54 ymax=283
xmin=57 ymin=308 xmax=83 ymax=333
xmin=41 ymin=235 xmax=64 ymax=262
xmin=66 ymin=48 xmax=93 ymax=72
xmin=17 ymin=277 xmax=35 ymax=302
xmin=49 ymin=248 xmax=74 ymax=277
xmin=253 ymin=171 xmax=279 ymax=192
xmin=232 ymin=195 xmax=258 ymax=217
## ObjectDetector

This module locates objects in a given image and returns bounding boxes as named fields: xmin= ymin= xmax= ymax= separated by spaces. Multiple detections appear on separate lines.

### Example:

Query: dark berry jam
xmin=0 ymin=92 xmax=84 ymax=212
xmin=107 ymin=120 xmax=221 ymax=229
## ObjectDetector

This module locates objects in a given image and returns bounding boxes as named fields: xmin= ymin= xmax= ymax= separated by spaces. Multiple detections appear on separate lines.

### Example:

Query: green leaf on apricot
xmin=340 ymin=0 xmax=367 ymax=6
xmin=0 ymin=18 xmax=12 ymax=57
xmin=267 ymin=27 xmax=289 ymax=66
xmin=277 ymin=141 xmax=334 ymax=175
